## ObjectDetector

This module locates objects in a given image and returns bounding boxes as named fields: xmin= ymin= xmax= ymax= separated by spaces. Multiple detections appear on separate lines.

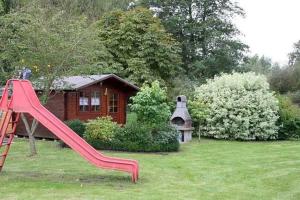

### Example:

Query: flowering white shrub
xmin=192 ymin=72 xmax=279 ymax=140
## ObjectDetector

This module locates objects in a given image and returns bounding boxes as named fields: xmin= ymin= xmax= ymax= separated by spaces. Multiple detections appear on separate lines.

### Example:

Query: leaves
xmin=192 ymin=72 xmax=279 ymax=140
xmin=130 ymin=80 xmax=171 ymax=126
xmin=140 ymin=0 xmax=248 ymax=79
xmin=97 ymin=7 xmax=182 ymax=86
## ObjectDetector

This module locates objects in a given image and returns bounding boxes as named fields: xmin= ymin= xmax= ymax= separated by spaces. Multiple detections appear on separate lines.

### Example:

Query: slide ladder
xmin=0 ymin=80 xmax=139 ymax=182
xmin=0 ymin=110 xmax=20 ymax=171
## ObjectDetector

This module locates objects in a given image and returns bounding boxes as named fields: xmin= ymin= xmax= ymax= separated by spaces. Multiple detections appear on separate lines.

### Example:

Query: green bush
xmin=277 ymin=95 xmax=300 ymax=139
xmin=151 ymin=124 xmax=180 ymax=151
xmin=192 ymin=72 xmax=279 ymax=140
xmin=130 ymin=81 xmax=171 ymax=127
xmin=65 ymin=119 xmax=86 ymax=137
xmin=84 ymin=116 xmax=120 ymax=143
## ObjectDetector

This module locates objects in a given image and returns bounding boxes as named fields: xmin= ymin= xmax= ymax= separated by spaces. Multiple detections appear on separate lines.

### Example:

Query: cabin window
xmin=91 ymin=91 xmax=100 ymax=111
xmin=109 ymin=93 xmax=119 ymax=113
xmin=79 ymin=92 xmax=89 ymax=112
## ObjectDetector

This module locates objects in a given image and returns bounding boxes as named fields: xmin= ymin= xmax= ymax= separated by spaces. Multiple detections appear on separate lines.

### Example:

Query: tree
xmin=39 ymin=0 xmax=132 ymax=20
xmin=268 ymin=64 xmax=300 ymax=94
xmin=140 ymin=0 xmax=248 ymax=80
xmin=0 ymin=0 xmax=20 ymax=14
xmin=1 ymin=4 xmax=100 ymax=155
xmin=289 ymin=40 xmax=300 ymax=66
xmin=0 ymin=11 xmax=32 ymax=84
xmin=240 ymin=54 xmax=275 ymax=75
xmin=97 ymin=7 xmax=182 ymax=86
xmin=0 ymin=1 xmax=4 ymax=15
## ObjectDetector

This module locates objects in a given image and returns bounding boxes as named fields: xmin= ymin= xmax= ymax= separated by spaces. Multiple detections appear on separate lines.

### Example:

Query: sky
xmin=235 ymin=0 xmax=300 ymax=65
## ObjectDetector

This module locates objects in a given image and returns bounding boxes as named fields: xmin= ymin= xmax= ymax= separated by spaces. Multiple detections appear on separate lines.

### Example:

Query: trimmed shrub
xmin=277 ymin=95 xmax=300 ymax=139
xmin=192 ymin=72 xmax=279 ymax=140
xmin=84 ymin=116 xmax=120 ymax=143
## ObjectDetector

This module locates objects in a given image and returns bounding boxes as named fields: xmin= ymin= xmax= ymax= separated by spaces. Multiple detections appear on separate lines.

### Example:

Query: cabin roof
xmin=0 ymin=74 xmax=139 ymax=95
xmin=36 ymin=74 xmax=139 ymax=91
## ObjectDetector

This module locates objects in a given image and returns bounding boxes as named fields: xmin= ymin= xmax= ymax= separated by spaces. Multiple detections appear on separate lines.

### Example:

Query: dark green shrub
xmin=277 ymin=95 xmax=300 ymax=139
xmin=151 ymin=124 xmax=180 ymax=151
xmin=87 ymin=121 xmax=179 ymax=152
xmin=65 ymin=119 xmax=86 ymax=137
xmin=59 ymin=119 xmax=86 ymax=148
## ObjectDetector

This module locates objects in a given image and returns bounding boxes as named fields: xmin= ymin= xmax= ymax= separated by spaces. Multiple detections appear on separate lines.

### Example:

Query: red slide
xmin=0 ymin=80 xmax=139 ymax=182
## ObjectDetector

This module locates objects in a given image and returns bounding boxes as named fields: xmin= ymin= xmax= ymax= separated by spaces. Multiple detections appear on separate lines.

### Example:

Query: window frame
xmin=109 ymin=93 xmax=119 ymax=113
xmin=79 ymin=91 xmax=90 ymax=112
xmin=91 ymin=91 xmax=101 ymax=112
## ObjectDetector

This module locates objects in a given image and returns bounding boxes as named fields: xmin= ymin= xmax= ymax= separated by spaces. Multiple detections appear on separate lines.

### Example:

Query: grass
xmin=1 ymin=138 xmax=300 ymax=200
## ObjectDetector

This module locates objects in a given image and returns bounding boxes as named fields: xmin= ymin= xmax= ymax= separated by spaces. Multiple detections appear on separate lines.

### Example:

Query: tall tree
xmin=0 ymin=3 xmax=101 ymax=155
xmin=0 ymin=11 xmax=31 ymax=84
xmin=40 ymin=0 xmax=132 ymax=20
xmin=140 ymin=0 xmax=248 ymax=79
xmin=97 ymin=7 xmax=182 ymax=86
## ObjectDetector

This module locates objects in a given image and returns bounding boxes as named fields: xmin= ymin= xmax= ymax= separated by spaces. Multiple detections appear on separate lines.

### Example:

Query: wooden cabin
xmin=11 ymin=74 xmax=139 ymax=139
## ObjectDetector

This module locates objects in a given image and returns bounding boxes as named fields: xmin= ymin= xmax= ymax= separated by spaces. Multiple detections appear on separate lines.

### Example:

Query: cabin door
xmin=107 ymin=90 xmax=120 ymax=123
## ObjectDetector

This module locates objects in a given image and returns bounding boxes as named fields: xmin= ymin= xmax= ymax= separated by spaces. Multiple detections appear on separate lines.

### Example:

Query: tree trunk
xmin=198 ymin=124 xmax=201 ymax=141
xmin=21 ymin=113 xmax=39 ymax=156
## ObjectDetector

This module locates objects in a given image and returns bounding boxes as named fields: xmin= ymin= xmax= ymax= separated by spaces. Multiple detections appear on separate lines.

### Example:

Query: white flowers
xmin=194 ymin=72 xmax=279 ymax=140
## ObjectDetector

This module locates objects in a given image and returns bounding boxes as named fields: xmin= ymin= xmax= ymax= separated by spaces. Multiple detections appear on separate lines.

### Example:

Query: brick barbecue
xmin=170 ymin=95 xmax=194 ymax=143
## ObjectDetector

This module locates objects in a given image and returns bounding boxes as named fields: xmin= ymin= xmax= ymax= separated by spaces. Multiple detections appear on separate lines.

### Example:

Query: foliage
xmin=0 ymin=2 xmax=105 ymax=155
xmin=288 ymin=90 xmax=300 ymax=104
xmin=151 ymin=124 xmax=179 ymax=149
xmin=39 ymin=0 xmax=132 ymax=20
xmin=0 ymin=1 xmax=4 ymax=15
xmin=192 ymin=72 xmax=279 ymax=140
xmin=65 ymin=119 xmax=86 ymax=138
xmin=288 ymin=40 xmax=300 ymax=66
xmin=0 ymin=11 xmax=32 ymax=84
xmin=189 ymin=98 xmax=209 ymax=131
xmin=59 ymin=119 xmax=86 ymax=148
xmin=97 ymin=7 xmax=182 ymax=85
xmin=277 ymin=95 xmax=300 ymax=139
xmin=140 ymin=0 xmax=248 ymax=80
xmin=239 ymin=54 xmax=275 ymax=75
xmin=89 ymin=121 xmax=179 ymax=152
xmin=269 ymin=40 xmax=300 ymax=94
xmin=269 ymin=62 xmax=300 ymax=93
xmin=130 ymin=80 xmax=171 ymax=126
xmin=0 ymin=3 xmax=103 ymax=94
xmin=167 ymin=75 xmax=197 ymax=101
xmin=84 ymin=116 xmax=120 ymax=143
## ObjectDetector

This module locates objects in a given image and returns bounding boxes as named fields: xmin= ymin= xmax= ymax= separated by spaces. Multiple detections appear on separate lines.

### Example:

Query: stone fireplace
xmin=170 ymin=95 xmax=194 ymax=143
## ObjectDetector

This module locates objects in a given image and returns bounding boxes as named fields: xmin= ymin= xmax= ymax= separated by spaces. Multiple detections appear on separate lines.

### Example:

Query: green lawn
xmin=1 ymin=138 xmax=300 ymax=200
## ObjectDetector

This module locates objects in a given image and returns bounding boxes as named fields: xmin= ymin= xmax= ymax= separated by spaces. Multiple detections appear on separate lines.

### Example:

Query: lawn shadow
xmin=1 ymin=170 xmax=137 ymax=185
